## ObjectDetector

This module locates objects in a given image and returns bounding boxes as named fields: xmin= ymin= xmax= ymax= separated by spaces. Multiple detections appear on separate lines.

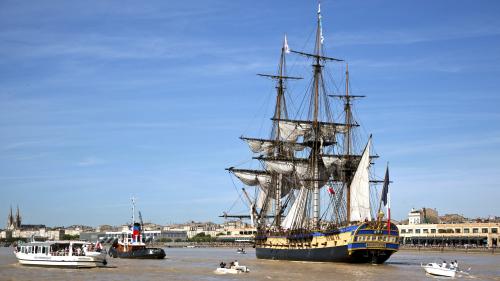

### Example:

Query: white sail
xmin=232 ymin=169 xmax=261 ymax=186
xmin=257 ymin=174 xmax=272 ymax=190
xmin=243 ymin=138 xmax=274 ymax=154
xmin=321 ymin=155 xmax=343 ymax=169
xmin=262 ymin=159 xmax=295 ymax=174
xmin=278 ymin=119 xmax=350 ymax=143
xmin=293 ymin=160 xmax=329 ymax=189
xmin=281 ymin=187 xmax=308 ymax=229
xmin=255 ymin=187 xmax=267 ymax=210
xmin=278 ymin=120 xmax=310 ymax=141
xmin=349 ymin=138 xmax=372 ymax=222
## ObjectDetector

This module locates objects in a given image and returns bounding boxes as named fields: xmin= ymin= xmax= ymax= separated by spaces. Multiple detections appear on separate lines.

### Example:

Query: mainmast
xmin=330 ymin=65 xmax=365 ymax=224
xmin=311 ymin=3 xmax=323 ymax=228
xmin=289 ymin=3 xmax=343 ymax=228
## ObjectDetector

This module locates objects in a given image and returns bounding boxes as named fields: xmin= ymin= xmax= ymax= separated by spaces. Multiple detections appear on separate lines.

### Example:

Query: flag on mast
xmin=318 ymin=3 xmax=324 ymax=44
xmin=283 ymin=34 xmax=290 ymax=54
xmin=380 ymin=166 xmax=391 ymax=234
xmin=386 ymin=191 xmax=391 ymax=234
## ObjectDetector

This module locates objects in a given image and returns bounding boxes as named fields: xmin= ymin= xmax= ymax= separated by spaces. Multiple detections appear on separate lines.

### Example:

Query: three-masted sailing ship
xmin=226 ymin=4 xmax=399 ymax=263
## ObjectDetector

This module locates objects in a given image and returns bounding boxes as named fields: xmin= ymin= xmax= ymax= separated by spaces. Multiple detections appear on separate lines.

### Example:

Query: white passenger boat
xmin=422 ymin=263 xmax=456 ymax=278
xmin=14 ymin=240 xmax=107 ymax=268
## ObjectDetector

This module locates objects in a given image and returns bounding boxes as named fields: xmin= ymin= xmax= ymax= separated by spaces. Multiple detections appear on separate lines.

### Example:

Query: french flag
xmin=381 ymin=166 xmax=391 ymax=234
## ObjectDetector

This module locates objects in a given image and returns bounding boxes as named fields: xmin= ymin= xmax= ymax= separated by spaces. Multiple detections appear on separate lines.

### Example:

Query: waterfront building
xmin=398 ymin=208 xmax=499 ymax=248
xmin=103 ymin=229 xmax=187 ymax=241
xmin=163 ymin=221 xmax=223 ymax=239
xmin=408 ymin=208 xmax=439 ymax=224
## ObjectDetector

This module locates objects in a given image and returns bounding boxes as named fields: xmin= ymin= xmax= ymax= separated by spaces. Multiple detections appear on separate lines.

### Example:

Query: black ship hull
xmin=256 ymin=245 xmax=393 ymax=264
xmin=109 ymin=247 xmax=166 ymax=259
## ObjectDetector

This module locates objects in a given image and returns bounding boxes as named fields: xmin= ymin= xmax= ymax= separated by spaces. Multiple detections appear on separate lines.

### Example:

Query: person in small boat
xmin=441 ymin=261 xmax=447 ymax=268
xmin=234 ymin=260 xmax=239 ymax=267
xmin=219 ymin=261 xmax=226 ymax=268
xmin=229 ymin=261 xmax=235 ymax=268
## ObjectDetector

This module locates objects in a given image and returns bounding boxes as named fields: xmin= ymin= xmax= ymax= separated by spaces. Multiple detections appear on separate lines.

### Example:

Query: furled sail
xmin=261 ymin=158 xmax=295 ymax=174
xmin=230 ymin=168 xmax=266 ymax=186
xmin=321 ymin=155 xmax=343 ymax=169
xmin=259 ymin=157 xmax=329 ymax=189
xmin=241 ymin=136 xmax=307 ymax=155
xmin=277 ymin=120 xmax=311 ymax=141
xmin=241 ymin=137 xmax=274 ymax=154
xmin=281 ymin=187 xmax=308 ymax=229
xmin=275 ymin=118 xmax=353 ymax=143
xmin=349 ymin=138 xmax=372 ymax=222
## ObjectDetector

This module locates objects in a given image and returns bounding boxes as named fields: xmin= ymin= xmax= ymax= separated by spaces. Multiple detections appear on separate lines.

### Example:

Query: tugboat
xmin=108 ymin=198 xmax=166 ymax=259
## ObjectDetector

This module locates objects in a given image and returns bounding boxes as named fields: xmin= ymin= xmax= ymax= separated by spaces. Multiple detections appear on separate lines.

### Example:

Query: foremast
xmin=229 ymin=35 xmax=301 ymax=230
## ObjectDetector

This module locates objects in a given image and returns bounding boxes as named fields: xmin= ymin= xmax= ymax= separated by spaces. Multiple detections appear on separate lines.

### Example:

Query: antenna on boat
xmin=131 ymin=196 xmax=136 ymax=224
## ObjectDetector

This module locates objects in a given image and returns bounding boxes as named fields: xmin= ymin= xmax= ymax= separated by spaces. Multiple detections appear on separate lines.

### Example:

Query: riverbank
xmin=399 ymin=245 xmax=498 ymax=254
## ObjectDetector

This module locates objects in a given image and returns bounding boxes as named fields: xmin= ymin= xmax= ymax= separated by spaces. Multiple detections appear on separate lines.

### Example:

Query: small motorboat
xmin=422 ymin=263 xmax=456 ymax=278
xmin=236 ymin=248 xmax=246 ymax=254
xmin=214 ymin=266 xmax=250 ymax=274
xmin=215 ymin=263 xmax=250 ymax=274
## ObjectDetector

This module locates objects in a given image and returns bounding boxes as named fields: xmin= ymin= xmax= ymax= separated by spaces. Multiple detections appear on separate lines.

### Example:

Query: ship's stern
xmin=347 ymin=222 xmax=399 ymax=263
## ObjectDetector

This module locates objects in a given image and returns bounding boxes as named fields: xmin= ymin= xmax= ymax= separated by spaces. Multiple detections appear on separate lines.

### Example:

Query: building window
xmin=492 ymin=228 xmax=498 ymax=234
xmin=431 ymin=229 xmax=436 ymax=233
xmin=464 ymin=228 xmax=470 ymax=233
xmin=423 ymin=229 xmax=429 ymax=233
xmin=408 ymin=229 xmax=413 ymax=233
xmin=455 ymin=229 xmax=461 ymax=233
xmin=473 ymin=228 xmax=478 ymax=233
xmin=416 ymin=229 xmax=421 ymax=234
xmin=482 ymin=228 xmax=488 ymax=233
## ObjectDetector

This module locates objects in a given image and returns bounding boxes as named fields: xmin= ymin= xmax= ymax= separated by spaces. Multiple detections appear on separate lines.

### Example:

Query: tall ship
xmin=226 ymin=3 xmax=399 ymax=263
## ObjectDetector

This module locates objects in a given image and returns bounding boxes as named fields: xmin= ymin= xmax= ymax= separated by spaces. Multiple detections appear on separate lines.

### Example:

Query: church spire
xmin=15 ymin=205 xmax=21 ymax=228
xmin=7 ymin=205 xmax=14 ymax=229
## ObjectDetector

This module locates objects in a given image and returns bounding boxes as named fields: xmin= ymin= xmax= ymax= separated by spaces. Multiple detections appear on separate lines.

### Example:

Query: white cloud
xmin=76 ymin=156 xmax=105 ymax=167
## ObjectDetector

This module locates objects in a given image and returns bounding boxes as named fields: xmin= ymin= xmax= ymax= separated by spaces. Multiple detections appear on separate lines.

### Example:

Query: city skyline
xmin=1 ymin=0 xmax=500 ymax=226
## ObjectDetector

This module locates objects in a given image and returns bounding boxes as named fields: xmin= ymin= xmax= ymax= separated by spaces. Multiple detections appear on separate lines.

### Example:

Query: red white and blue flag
xmin=381 ymin=166 xmax=391 ymax=234
xmin=327 ymin=182 xmax=335 ymax=195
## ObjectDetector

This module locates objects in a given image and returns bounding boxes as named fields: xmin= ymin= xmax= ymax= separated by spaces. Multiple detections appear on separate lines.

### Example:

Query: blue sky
xmin=1 ymin=0 xmax=499 ymax=227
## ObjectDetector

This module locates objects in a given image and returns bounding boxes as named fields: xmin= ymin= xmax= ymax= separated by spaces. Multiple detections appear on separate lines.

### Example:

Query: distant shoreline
xmin=399 ymin=246 xmax=498 ymax=255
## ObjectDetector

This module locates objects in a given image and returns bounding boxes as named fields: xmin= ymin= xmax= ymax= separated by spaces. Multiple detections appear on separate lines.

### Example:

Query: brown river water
xmin=0 ymin=247 xmax=498 ymax=281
